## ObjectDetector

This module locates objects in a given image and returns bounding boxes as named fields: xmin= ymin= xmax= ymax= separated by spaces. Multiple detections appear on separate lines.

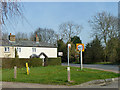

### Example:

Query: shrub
xmin=29 ymin=58 xmax=43 ymax=67
xmin=1 ymin=57 xmax=61 ymax=69
xmin=47 ymin=57 xmax=61 ymax=65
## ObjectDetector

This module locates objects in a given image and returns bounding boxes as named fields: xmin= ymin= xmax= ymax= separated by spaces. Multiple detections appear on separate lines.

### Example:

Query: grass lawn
xmin=73 ymin=61 xmax=119 ymax=65
xmin=2 ymin=66 xmax=120 ymax=85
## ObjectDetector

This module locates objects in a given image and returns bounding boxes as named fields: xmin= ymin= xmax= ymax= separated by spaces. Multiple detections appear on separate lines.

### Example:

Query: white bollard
xmin=14 ymin=66 xmax=17 ymax=79
xmin=67 ymin=67 xmax=70 ymax=82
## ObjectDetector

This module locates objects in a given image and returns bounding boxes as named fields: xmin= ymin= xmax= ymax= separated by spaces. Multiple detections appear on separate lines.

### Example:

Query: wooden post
xmin=14 ymin=66 xmax=17 ymax=79
xmin=67 ymin=67 xmax=70 ymax=82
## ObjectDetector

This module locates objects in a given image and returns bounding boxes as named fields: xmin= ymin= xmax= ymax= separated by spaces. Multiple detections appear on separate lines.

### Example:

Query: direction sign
xmin=76 ymin=44 xmax=84 ymax=52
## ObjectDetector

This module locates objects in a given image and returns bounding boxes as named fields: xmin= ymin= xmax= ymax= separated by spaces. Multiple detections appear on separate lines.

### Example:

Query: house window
xmin=17 ymin=47 xmax=21 ymax=52
xmin=4 ymin=47 xmax=10 ymax=52
xmin=32 ymin=48 xmax=36 ymax=52
xmin=19 ymin=48 xmax=21 ymax=52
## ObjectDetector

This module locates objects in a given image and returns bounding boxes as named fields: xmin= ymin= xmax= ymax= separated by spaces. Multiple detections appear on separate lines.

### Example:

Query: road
xmin=1 ymin=80 xmax=119 ymax=88
xmin=62 ymin=63 xmax=119 ymax=73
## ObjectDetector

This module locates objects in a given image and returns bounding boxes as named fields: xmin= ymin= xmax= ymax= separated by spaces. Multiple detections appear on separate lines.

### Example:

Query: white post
xmin=14 ymin=66 xmax=17 ymax=79
xmin=67 ymin=44 xmax=71 ymax=82
xmin=68 ymin=44 xmax=71 ymax=66
xmin=67 ymin=67 xmax=70 ymax=82
xmin=42 ymin=58 xmax=45 ymax=66
xmin=68 ymin=46 xmax=69 ymax=66
xmin=81 ymin=50 xmax=83 ymax=70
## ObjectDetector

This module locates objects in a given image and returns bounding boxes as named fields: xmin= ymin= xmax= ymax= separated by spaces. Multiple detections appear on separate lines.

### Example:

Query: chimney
xmin=35 ymin=34 xmax=39 ymax=43
xmin=9 ymin=33 xmax=15 ymax=42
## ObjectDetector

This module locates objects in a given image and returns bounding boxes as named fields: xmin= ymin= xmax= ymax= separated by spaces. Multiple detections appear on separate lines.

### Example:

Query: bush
xmin=1 ymin=57 xmax=61 ymax=69
xmin=47 ymin=57 xmax=61 ymax=66
xmin=29 ymin=58 xmax=43 ymax=67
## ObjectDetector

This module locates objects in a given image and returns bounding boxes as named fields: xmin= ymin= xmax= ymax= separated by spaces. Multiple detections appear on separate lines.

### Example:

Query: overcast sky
xmin=4 ymin=2 xmax=118 ymax=45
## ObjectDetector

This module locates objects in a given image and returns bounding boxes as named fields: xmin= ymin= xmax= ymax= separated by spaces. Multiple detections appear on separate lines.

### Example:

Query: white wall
xmin=0 ymin=46 xmax=15 ymax=58
xmin=15 ymin=47 xmax=57 ymax=58
xmin=0 ymin=46 xmax=57 ymax=58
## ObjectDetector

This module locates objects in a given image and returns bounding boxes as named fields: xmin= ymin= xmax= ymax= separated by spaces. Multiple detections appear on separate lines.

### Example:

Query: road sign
xmin=76 ymin=43 xmax=84 ymax=70
xmin=58 ymin=52 xmax=63 ymax=56
xmin=76 ymin=44 xmax=84 ymax=52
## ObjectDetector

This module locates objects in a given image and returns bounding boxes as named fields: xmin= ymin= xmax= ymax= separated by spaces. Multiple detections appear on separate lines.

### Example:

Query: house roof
xmin=0 ymin=39 xmax=57 ymax=48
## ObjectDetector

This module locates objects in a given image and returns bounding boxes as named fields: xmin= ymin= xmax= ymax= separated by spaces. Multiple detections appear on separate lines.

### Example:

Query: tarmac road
xmin=62 ymin=63 xmax=119 ymax=73
xmin=1 ymin=79 xmax=119 ymax=88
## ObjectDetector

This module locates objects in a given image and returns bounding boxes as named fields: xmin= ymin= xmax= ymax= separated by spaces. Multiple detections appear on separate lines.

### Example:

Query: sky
xmin=4 ymin=2 xmax=118 ymax=46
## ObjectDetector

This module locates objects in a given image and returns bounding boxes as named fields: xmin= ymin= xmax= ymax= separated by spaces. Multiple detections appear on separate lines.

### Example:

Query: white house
xmin=0 ymin=33 xmax=57 ymax=58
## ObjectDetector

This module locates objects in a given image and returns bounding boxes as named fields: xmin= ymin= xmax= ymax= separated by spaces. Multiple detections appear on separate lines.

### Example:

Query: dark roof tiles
xmin=0 ymin=39 xmax=57 ymax=47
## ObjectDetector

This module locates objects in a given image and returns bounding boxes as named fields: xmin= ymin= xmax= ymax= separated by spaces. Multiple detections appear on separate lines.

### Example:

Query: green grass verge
xmin=2 ymin=66 xmax=120 ymax=85
xmin=73 ymin=61 xmax=119 ymax=65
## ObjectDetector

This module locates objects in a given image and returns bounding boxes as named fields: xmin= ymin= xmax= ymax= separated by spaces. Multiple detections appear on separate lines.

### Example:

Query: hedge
xmin=47 ymin=57 xmax=61 ymax=65
xmin=1 ymin=57 xmax=61 ymax=69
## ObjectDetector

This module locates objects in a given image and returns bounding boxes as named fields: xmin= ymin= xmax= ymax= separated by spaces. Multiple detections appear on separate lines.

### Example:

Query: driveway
xmin=62 ymin=63 xmax=119 ymax=73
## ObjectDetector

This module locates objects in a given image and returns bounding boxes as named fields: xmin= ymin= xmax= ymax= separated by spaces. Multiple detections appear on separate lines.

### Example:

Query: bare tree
xmin=30 ymin=28 xmax=58 ymax=44
xmin=0 ymin=1 xmax=23 ymax=25
xmin=15 ymin=32 xmax=28 ymax=41
xmin=89 ymin=11 xmax=119 ymax=62
xmin=2 ymin=32 xmax=8 ymax=40
xmin=88 ymin=11 xmax=118 ymax=46
xmin=59 ymin=21 xmax=83 ymax=42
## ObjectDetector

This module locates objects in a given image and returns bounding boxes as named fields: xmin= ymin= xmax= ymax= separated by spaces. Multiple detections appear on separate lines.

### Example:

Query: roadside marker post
xmin=26 ymin=63 xmax=29 ymax=75
xmin=14 ymin=66 xmax=17 ymax=79
xmin=67 ymin=67 xmax=70 ymax=82
xmin=67 ymin=44 xmax=71 ymax=82
xmin=76 ymin=44 xmax=84 ymax=70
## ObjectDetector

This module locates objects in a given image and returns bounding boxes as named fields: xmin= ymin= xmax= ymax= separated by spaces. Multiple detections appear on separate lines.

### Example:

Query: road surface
xmin=1 ymin=79 xmax=119 ymax=88
xmin=62 ymin=63 xmax=119 ymax=73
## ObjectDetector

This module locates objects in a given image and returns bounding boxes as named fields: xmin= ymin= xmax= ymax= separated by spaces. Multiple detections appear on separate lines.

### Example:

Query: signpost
xmin=76 ymin=44 xmax=84 ymax=70
xmin=67 ymin=44 xmax=71 ymax=82
xmin=68 ymin=44 xmax=71 ymax=66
